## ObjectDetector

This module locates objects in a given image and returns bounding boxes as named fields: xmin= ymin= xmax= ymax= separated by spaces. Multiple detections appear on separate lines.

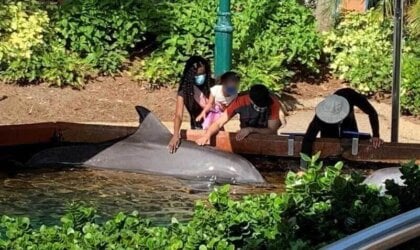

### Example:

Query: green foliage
xmin=1 ymin=158 xmax=418 ymax=249
xmin=324 ymin=11 xmax=420 ymax=115
xmin=134 ymin=0 xmax=322 ymax=91
xmin=385 ymin=161 xmax=420 ymax=212
xmin=407 ymin=0 xmax=420 ymax=37
xmin=323 ymin=11 xmax=393 ymax=93
xmin=287 ymin=153 xmax=399 ymax=243
xmin=0 ymin=0 xmax=91 ymax=87
xmin=54 ymin=0 xmax=149 ymax=74
xmin=401 ymin=39 xmax=420 ymax=115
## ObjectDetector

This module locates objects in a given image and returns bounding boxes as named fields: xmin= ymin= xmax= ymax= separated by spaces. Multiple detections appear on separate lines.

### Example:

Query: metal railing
xmin=322 ymin=207 xmax=420 ymax=250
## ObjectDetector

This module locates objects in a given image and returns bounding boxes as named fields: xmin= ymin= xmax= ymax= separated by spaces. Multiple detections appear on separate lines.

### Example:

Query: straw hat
xmin=315 ymin=95 xmax=350 ymax=124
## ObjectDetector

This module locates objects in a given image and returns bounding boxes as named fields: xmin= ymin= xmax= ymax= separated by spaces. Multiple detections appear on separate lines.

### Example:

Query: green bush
xmin=134 ymin=0 xmax=322 ymax=91
xmin=53 ymin=0 xmax=149 ymax=74
xmin=401 ymin=39 xmax=420 ymax=115
xmin=0 ymin=0 xmax=91 ymax=87
xmin=323 ymin=11 xmax=393 ymax=93
xmin=2 ymin=157 xmax=417 ymax=249
xmin=324 ymin=11 xmax=420 ymax=115
xmin=385 ymin=160 xmax=420 ymax=212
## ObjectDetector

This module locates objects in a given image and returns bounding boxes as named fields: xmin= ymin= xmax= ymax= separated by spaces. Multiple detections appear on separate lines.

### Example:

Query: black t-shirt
xmin=177 ymin=87 xmax=205 ymax=129
xmin=301 ymin=88 xmax=380 ymax=156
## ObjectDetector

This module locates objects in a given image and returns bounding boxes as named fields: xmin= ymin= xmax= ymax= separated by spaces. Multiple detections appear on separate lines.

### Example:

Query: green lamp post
xmin=214 ymin=0 xmax=233 ymax=78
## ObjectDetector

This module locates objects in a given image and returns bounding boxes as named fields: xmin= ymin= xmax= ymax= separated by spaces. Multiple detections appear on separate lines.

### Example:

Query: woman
xmin=168 ymin=56 xmax=212 ymax=153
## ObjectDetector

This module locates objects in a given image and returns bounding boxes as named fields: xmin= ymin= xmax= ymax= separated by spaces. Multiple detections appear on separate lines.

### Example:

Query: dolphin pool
xmin=0 ymin=159 xmax=286 ymax=226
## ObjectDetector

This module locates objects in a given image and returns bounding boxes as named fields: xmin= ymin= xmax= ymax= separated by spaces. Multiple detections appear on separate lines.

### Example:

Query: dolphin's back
xmin=27 ymin=106 xmax=265 ymax=184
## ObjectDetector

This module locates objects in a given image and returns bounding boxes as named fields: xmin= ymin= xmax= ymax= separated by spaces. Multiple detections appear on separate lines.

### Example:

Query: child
xmin=196 ymin=71 xmax=240 ymax=129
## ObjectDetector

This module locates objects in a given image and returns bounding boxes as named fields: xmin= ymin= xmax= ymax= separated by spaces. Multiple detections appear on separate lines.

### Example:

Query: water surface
xmin=0 ymin=166 xmax=285 ymax=226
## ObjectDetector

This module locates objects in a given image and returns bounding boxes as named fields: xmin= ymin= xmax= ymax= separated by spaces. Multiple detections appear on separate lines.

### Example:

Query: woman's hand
xmin=168 ymin=135 xmax=181 ymax=154
xmin=195 ymin=112 xmax=206 ymax=122
xmin=196 ymin=136 xmax=209 ymax=146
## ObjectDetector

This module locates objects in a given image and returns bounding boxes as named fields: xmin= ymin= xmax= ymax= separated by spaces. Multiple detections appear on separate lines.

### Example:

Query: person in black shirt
xmin=301 ymin=88 xmax=383 ymax=158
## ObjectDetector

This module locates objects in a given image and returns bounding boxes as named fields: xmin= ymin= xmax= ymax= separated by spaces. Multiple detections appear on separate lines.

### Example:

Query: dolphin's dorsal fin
xmin=125 ymin=106 xmax=173 ymax=143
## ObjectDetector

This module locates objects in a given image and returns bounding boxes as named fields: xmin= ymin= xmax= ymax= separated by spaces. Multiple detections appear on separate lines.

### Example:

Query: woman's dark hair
xmin=178 ymin=56 xmax=211 ymax=126
xmin=220 ymin=71 xmax=240 ymax=84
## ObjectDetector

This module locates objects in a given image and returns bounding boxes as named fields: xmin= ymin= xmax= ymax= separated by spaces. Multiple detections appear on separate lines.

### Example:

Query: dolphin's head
xmin=183 ymin=144 xmax=266 ymax=184
xmin=230 ymin=157 xmax=266 ymax=183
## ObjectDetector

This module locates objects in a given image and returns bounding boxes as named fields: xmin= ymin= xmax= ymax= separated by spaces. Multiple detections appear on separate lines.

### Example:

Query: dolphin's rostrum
xmin=27 ymin=106 xmax=265 ymax=184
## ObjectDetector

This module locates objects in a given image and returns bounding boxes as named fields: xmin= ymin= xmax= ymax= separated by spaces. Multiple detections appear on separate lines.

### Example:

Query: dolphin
xmin=363 ymin=167 xmax=403 ymax=194
xmin=27 ymin=106 xmax=265 ymax=184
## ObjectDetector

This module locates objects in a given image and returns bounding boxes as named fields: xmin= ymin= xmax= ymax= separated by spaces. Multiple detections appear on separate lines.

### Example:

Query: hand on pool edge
xmin=196 ymin=136 xmax=209 ymax=146
xmin=236 ymin=128 xmax=252 ymax=141
xmin=371 ymin=137 xmax=384 ymax=149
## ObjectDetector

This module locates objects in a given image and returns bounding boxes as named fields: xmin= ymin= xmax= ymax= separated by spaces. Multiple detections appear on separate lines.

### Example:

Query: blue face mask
xmin=195 ymin=74 xmax=206 ymax=86
xmin=225 ymin=86 xmax=237 ymax=96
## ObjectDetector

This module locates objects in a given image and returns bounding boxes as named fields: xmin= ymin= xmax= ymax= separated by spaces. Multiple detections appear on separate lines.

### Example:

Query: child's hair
xmin=220 ymin=71 xmax=240 ymax=85
xmin=178 ymin=56 xmax=211 ymax=118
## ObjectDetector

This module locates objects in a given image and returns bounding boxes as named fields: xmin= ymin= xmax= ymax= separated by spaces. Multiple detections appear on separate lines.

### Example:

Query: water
xmin=0 ymin=165 xmax=286 ymax=226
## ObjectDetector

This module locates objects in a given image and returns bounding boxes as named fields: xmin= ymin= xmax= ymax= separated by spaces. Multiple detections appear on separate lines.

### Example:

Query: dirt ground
xmin=0 ymin=75 xmax=177 ymax=124
xmin=0 ymin=74 xmax=346 ymax=124
xmin=1 ymin=74 xmax=419 ymax=142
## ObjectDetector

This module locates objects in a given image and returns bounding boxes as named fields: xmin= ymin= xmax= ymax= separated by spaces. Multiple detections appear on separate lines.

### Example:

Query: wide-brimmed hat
xmin=249 ymin=84 xmax=272 ymax=107
xmin=315 ymin=95 xmax=350 ymax=124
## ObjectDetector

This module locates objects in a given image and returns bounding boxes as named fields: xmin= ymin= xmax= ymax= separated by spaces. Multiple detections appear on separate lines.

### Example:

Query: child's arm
xmin=196 ymin=94 xmax=215 ymax=122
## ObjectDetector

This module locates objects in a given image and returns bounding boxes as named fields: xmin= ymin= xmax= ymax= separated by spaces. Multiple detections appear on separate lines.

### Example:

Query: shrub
xmin=385 ymin=160 xmax=420 ymax=212
xmin=324 ymin=11 xmax=420 ymax=115
xmin=401 ymin=39 xmax=420 ymax=115
xmin=0 ymin=0 xmax=91 ymax=87
xmin=134 ymin=0 xmax=322 ymax=91
xmin=1 ymin=157 xmax=417 ymax=249
xmin=53 ymin=0 xmax=149 ymax=74
xmin=323 ymin=11 xmax=394 ymax=94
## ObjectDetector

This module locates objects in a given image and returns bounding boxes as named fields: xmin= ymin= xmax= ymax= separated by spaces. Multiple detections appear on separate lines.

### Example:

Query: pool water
xmin=0 ymin=165 xmax=286 ymax=226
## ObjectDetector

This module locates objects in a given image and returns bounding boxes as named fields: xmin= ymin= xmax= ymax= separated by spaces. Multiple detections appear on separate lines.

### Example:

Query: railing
xmin=322 ymin=207 xmax=420 ymax=250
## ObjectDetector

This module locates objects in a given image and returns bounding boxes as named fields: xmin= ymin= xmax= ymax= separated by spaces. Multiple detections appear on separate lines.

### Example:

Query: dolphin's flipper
xmin=27 ymin=106 xmax=265 ymax=183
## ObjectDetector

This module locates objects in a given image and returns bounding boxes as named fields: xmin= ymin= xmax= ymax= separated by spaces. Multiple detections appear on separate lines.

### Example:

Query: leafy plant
xmin=135 ymin=0 xmax=322 ymax=91
xmin=324 ymin=10 xmax=420 ymax=115
xmin=0 ymin=0 xmax=92 ymax=88
xmin=287 ymin=153 xmax=399 ymax=244
xmin=53 ymin=0 xmax=149 ymax=74
xmin=401 ymin=39 xmax=420 ymax=115
xmin=323 ymin=11 xmax=393 ymax=94
xmin=385 ymin=161 xmax=420 ymax=212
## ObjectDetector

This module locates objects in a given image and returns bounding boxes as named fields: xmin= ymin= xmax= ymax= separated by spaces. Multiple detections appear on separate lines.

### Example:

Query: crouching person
xmin=196 ymin=84 xmax=281 ymax=145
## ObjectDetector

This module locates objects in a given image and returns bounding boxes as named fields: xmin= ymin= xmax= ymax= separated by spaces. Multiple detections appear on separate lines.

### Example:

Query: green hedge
xmin=0 ymin=0 xmax=151 ymax=88
xmin=133 ymin=0 xmax=322 ymax=91
xmin=0 ymin=0 xmax=88 ymax=87
xmin=324 ymin=11 xmax=420 ymax=115
xmin=1 ymin=157 xmax=419 ymax=249
xmin=1 ymin=0 xmax=322 ymax=90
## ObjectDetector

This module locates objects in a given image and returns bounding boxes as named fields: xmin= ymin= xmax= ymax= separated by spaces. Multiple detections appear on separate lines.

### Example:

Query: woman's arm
xmin=196 ymin=94 xmax=215 ymax=122
xmin=168 ymin=95 xmax=184 ymax=153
